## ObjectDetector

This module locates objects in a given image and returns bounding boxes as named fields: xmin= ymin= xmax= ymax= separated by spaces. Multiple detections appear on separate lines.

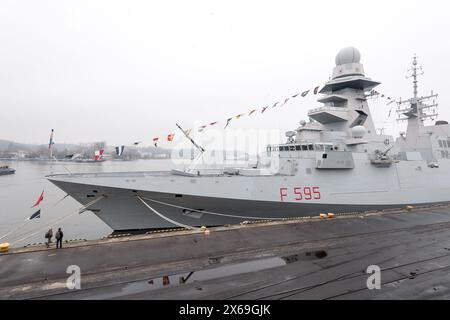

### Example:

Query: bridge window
xmin=315 ymin=144 xmax=324 ymax=151
xmin=308 ymin=144 xmax=314 ymax=151
xmin=324 ymin=144 xmax=333 ymax=152
xmin=289 ymin=146 xmax=295 ymax=151
xmin=438 ymin=140 xmax=443 ymax=148
xmin=301 ymin=145 xmax=308 ymax=151
xmin=295 ymin=145 xmax=301 ymax=151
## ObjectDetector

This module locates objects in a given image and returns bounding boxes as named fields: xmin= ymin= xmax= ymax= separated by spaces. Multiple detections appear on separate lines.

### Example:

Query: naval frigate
xmin=48 ymin=47 xmax=450 ymax=231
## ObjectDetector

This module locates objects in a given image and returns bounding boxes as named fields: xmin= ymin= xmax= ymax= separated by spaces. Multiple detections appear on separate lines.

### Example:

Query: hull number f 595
xmin=279 ymin=187 xmax=321 ymax=201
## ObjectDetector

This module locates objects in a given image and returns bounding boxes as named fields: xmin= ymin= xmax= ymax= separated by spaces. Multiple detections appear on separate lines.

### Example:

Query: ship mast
xmin=396 ymin=55 xmax=438 ymax=124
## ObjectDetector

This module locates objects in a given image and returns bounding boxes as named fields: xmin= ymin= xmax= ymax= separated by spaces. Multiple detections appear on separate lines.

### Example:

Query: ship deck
xmin=1 ymin=205 xmax=450 ymax=299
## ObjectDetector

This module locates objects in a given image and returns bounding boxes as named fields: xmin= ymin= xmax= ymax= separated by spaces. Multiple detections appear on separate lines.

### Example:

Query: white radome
xmin=351 ymin=125 xmax=366 ymax=139
xmin=335 ymin=47 xmax=361 ymax=65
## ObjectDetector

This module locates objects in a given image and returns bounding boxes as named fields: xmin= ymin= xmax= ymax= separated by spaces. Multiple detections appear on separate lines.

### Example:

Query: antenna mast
xmin=396 ymin=55 xmax=438 ymax=123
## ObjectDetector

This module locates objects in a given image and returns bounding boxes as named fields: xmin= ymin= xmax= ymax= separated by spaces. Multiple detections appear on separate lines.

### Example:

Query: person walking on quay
xmin=55 ymin=228 xmax=64 ymax=249
xmin=45 ymin=228 xmax=53 ymax=248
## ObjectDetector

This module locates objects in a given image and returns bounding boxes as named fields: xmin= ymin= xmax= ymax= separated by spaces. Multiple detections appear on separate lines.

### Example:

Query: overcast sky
xmin=0 ymin=0 xmax=449 ymax=147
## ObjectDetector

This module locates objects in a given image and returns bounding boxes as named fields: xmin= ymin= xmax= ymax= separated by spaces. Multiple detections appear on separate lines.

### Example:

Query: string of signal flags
xmin=136 ymin=83 xmax=399 ymax=148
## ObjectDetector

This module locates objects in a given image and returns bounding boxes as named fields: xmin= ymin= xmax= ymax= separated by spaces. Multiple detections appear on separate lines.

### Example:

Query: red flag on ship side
xmin=31 ymin=190 xmax=44 ymax=208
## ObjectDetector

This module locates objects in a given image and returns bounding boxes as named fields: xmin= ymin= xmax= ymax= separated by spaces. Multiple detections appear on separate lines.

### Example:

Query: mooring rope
xmin=0 ymin=193 xmax=70 ymax=242
xmin=137 ymin=196 xmax=200 ymax=230
xmin=9 ymin=196 xmax=104 ymax=246
xmin=0 ymin=220 xmax=30 ymax=242
xmin=138 ymin=195 xmax=284 ymax=221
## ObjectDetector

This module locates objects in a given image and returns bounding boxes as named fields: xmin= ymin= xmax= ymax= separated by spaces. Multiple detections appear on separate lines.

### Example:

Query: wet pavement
xmin=1 ymin=206 xmax=450 ymax=299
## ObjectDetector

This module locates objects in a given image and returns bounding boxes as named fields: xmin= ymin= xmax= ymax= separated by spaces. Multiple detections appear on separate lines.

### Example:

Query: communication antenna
xmin=396 ymin=55 xmax=438 ymax=123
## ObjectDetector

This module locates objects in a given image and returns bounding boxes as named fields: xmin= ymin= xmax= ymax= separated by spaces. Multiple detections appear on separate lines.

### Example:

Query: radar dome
xmin=335 ymin=47 xmax=361 ymax=65
xmin=351 ymin=126 xmax=366 ymax=139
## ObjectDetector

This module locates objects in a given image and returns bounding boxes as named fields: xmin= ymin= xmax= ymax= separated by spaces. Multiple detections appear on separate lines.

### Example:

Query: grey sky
xmin=0 ymin=0 xmax=449 ymax=147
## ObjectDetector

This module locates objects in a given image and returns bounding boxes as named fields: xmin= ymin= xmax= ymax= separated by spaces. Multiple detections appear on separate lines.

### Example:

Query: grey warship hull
xmin=48 ymin=158 xmax=450 ymax=231
xmin=49 ymin=176 xmax=401 ymax=231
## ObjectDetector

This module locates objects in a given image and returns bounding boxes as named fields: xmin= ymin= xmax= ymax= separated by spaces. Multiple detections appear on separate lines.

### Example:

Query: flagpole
xmin=175 ymin=123 xmax=205 ymax=153
xmin=48 ymin=129 xmax=54 ymax=159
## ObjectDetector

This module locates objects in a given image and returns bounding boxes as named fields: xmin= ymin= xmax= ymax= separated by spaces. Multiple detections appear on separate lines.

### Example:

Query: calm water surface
xmin=0 ymin=159 xmax=174 ymax=247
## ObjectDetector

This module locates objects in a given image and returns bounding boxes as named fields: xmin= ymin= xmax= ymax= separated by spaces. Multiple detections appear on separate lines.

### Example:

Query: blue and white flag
xmin=28 ymin=209 xmax=41 ymax=220
xmin=115 ymin=145 xmax=125 ymax=156
xmin=48 ymin=129 xmax=54 ymax=149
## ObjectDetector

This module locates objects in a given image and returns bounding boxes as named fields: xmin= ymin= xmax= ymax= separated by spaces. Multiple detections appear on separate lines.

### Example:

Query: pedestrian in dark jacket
xmin=45 ymin=228 xmax=53 ymax=248
xmin=55 ymin=228 xmax=63 ymax=249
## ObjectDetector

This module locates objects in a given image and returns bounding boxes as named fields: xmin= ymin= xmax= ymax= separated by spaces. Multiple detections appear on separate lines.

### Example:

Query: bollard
xmin=0 ymin=242 xmax=10 ymax=253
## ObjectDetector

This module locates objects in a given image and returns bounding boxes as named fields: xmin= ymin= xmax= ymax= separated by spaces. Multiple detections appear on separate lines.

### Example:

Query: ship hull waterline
xmin=48 ymin=178 xmax=449 ymax=232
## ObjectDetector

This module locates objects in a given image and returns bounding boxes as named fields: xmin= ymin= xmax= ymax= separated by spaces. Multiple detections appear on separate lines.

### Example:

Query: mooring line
xmin=136 ymin=196 xmax=200 ymax=230
xmin=9 ymin=196 xmax=104 ymax=246
xmin=0 ymin=193 xmax=71 ymax=242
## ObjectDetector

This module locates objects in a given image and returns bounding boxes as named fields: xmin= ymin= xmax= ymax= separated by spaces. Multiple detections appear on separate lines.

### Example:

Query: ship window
xmin=441 ymin=151 xmax=445 ymax=158
xmin=301 ymin=145 xmax=308 ymax=151
xmin=295 ymin=145 xmax=301 ymax=151
xmin=322 ymin=154 xmax=328 ymax=159
xmin=289 ymin=146 xmax=295 ymax=151
xmin=438 ymin=140 xmax=443 ymax=148
xmin=446 ymin=151 xmax=449 ymax=158
xmin=308 ymin=144 xmax=314 ymax=151
xmin=448 ymin=140 xmax=450 ymax=147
